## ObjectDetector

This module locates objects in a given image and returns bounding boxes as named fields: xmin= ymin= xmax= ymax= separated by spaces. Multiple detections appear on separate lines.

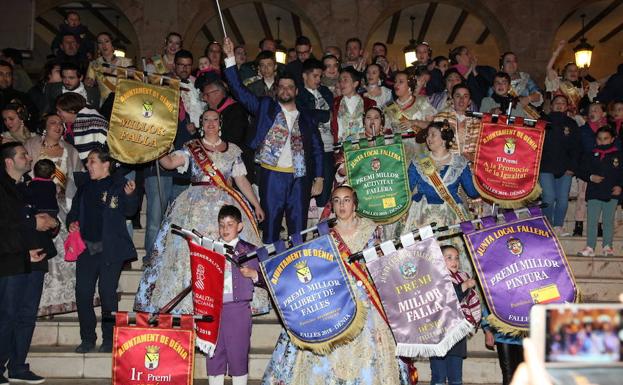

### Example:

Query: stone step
xmin=42 ymin=380 xmax=265 ymax=385
xmin=27 ymin=346 xmax=501 ymax=383
xmin=32 ymin=318 xmax=282 ymax=350
xmin=559 ymin=236 xmax=623 ymax=255
xmin=31 ymin=314 xmax=501 ymax=357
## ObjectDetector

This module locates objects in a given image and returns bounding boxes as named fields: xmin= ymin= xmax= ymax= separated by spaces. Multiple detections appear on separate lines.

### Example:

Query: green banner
xmin=344 ymin=136 xmax=411 ymax=223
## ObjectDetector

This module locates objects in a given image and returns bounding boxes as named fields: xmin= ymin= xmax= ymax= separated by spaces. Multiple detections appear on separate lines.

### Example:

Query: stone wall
xmin=34 ymin=0 xmax=619 ymax=81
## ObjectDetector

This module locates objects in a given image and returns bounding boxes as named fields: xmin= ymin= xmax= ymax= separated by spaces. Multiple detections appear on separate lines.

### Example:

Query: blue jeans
xmin=0 ymin=271 xmax=45 ymax=376
xmin=430 ymin=355 xmax=463 ymax=385
xmin=586 ymin=199 xmax=618 ymax=249
xmin=539 ymin=173 xmax=572 ymax=227
xmin=144 ymin=175 xmax=187 ymax=259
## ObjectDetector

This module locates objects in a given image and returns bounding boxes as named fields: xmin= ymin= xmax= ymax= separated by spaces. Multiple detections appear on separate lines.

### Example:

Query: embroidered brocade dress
xmin=134 ymin=142 xmax=263 ymax=314
xmin=384 ymin=96 xmax=436 ymax=161
xmin=403 ymin=154 xmax=478 ymax=277
xmin=261 ymin=217 xmax=410 ymax=385
xmin=23 ymin=136 xmax=89 ymax=316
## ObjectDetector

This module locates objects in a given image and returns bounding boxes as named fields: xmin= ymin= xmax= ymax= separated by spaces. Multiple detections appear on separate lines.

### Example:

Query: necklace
xmin=203 ymin=138 xmax=223 ymax=147
xmin=42 ymin=140 xmax=60 ymax=149
xmin=396 ymin=95 xmax=413 ymax=108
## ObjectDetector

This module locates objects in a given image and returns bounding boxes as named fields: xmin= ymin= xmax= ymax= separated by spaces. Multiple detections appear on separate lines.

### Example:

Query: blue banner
xmin=258 ymin=234 xmax=364 ymax=354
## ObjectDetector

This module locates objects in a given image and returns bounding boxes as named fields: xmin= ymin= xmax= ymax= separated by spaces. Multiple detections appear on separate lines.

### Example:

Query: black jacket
xmin=18 ymin=180 xmax=59 ymax=271
xmin=296 ymin=85 xmax=333 ymax=126
xmin=578 ymin=144 xmax=623 ymax=201
xmin=540 ymin=112 xmax=582 ymax=177
xmin=66 ymin=172 xmax=139 ymax=263
xmin=0 ymin=171 xmax=36 ymax=277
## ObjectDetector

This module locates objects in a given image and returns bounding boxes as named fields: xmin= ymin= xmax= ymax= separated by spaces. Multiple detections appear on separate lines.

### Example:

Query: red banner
xmin=472 ymin=114 xmax=546 ymax=208
xmin=112 ymin=312 xmax=194 ymax=385
xmin=188 ymin=240 xmax=225 ymax=356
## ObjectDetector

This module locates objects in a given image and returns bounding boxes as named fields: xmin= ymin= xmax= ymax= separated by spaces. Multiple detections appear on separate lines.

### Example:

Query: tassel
xmin=196 ymin=337 xmax=217 ymax=357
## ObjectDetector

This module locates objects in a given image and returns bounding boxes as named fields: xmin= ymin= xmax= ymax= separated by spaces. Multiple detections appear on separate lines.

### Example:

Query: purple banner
xmin=366 ymin=237 xmax=472 ymax=357
xmin=463 ymin=215 xmax=578 ymax=333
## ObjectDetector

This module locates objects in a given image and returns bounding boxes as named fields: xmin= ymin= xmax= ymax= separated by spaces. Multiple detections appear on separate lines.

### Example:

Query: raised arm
xmin=222 ymin=37 xmax=261 ymax=116
xmin=546 ymin=40 xmax=566 ymax=82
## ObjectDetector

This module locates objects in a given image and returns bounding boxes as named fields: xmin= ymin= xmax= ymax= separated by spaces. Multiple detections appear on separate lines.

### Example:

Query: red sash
xmin=187 ymin=140 xmax=260 ymax=238
xmin=330 ymin=228 xmax=388 ymax=324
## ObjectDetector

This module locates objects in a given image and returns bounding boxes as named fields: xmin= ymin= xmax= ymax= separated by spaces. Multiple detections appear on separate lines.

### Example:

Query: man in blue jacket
xmin=223 ymin=37 xmax=324 ymax=244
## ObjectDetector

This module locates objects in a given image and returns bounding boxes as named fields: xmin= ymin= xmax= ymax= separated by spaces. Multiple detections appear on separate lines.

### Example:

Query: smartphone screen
xmin=546 ymin=307 xmax=623 ymax=363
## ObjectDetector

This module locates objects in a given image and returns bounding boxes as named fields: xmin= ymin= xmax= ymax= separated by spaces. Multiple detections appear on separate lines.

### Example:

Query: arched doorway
xmin=30 ymin=1 xmax=140 ymax=73
xmin=366 ymin=1 xmax=505 ymax=70
xmin=187 ymin=1 xmax=322 ymax=63
xmin=552 ymin=0 xmax=623 ymax=79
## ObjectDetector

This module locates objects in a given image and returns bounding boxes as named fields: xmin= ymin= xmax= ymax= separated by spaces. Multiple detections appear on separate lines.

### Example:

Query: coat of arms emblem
xmin=295 ymin=260 xmax=312 ymax=283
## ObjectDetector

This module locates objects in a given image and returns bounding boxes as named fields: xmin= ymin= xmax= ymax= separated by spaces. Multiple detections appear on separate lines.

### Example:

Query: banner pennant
xmin=400 ymin=232 xmax=417 ymax=248
xmin=291 ymin=232 xmax=303 ymax=246
xmin=528 ymin=206 xmax=543 ymax=217
xmin=317 ymin=220 xmax=330 ymax=236
xmin=481 ymin=215 xmax=497 ymax=229
xmin=503 ymin=210 xmax=518 ymax=223
xmin=380 ymin=240 xmax=396 ymax=255
xmin=256 ymin=246 xmax=269 ymax=263
xmin=362 ymin=247 xmax=378 ymax=263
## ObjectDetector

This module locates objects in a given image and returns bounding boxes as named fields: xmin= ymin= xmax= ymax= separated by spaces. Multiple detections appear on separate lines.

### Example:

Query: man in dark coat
xmin=0 ymin=142 xmax=58 ymax=384
xmin=200 ymin=77 xmax=255 ymax=184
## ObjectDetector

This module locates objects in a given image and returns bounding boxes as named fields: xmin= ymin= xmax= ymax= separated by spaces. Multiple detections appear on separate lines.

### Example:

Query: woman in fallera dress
xmin=262 ymin=185 xmax=409 ymax=385
xmin=134 ymin=109 xmax=265 ymax=314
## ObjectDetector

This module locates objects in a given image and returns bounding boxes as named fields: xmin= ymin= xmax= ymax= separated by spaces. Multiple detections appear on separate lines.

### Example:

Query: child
xmin=479 ymin=72 xmax=530 ymax=118
xmin=429 ymin=245 xmax=481 ymax=385
xmin=577 ymin=126 xmax=623 ymax=257
xmin=25 ymin=159 xmax=59 ymax=216
xmin=207 ymin=205 xmax=261 ymax=385
xmin=574 ymin=102 xmax=608 ymax=236
xmin=16 ymin=159 xmax=60 ymax=283
xmin=608 ymin=100 xmax=623 ymax=135
xmin=198 ymin=56 xmax=211 ymax=72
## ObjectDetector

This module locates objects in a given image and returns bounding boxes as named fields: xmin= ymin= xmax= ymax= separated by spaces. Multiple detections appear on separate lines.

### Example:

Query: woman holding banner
xmin=134 ymin=108 xmax=264 ymax=314
xmin=403 ymin=121 xmax=479 ymax=274
xmin=263 ymin=185 xmax=410 ymax=385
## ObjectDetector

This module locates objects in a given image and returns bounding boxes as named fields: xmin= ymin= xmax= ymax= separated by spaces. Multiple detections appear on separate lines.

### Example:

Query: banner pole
xmin=465 ymin=111 xmax=546 ymax=126
xmin=109 ymin=311 xmax=213 ymax=322
xmin=333 ymin=131 xmax=417 ymax=150
xmin=93 ymin=62 xmax=190 ymax=91
xmin=155 ymin=157 xmax=166 ymax=218
xmin=348 ymin=204 xmax=545 ymax=263
xmin=215 ymin=0 xmax=227 ymax=38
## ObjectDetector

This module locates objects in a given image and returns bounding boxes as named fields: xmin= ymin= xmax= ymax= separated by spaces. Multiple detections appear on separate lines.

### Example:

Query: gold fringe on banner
xmin=286 ymin=300 xmax=368 ymax=355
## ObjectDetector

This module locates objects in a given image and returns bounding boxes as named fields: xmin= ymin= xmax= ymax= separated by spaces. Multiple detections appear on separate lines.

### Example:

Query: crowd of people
xmin=1 ymin=9 xmax=623 ymax=385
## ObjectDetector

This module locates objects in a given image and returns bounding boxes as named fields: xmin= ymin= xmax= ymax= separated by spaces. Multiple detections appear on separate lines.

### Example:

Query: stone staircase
xmin=26 ymin=212 xmax=623 ymax=384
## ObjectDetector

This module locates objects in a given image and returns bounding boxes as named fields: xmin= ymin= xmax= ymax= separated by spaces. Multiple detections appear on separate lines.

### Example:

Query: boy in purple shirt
xmin=207 ymin=205 xmax=261 ymax=385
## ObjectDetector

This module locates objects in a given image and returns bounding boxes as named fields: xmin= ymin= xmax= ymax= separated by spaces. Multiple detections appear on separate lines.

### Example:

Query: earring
xmin=218 ymin=129 xmax=222 ymax=137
